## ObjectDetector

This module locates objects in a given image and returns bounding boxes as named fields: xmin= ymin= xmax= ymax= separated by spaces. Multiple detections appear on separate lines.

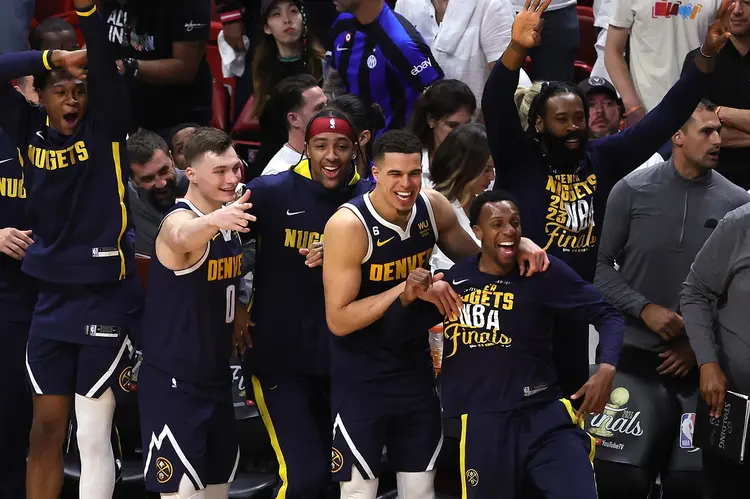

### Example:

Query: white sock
xmin=75 ymin=389 xmax=117 ymax=499
xmin=161 ymin=474 xmax=206 ymax=499
xmin=204 ymin=483 xmax=230 ymax=499
xmin=340 ymin=466 xmax=379 ymax=499
xmin=396 ymin=471 xmax=436 ymax=499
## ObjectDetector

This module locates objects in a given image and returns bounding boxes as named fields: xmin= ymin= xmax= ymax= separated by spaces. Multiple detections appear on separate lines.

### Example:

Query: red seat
xmin=135 ymin=255 xmax=151 ymax=292
xmin=576 ymin=7 xmax=597 ymax=68
xmin=212 ymin=79 xmax=228 ymax=132
xmin=576 ymin=5 xmax=594 ymax=17
xmin=34 ymin=0 xmax=74 ymax=21
xmin=573 ymin=61 xmax=593 ymax=83
xmin=232 ymin=95 xmax=262 ymax=136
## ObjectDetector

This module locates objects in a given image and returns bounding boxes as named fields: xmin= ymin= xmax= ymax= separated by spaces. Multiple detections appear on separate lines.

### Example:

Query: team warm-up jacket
xmin=483 ymin=62 xmax=713 ymax=282
xmin=0 ymin=5 xmax=135 ymax=285
xmin=244 ymin=160 xmax=373 ymax=376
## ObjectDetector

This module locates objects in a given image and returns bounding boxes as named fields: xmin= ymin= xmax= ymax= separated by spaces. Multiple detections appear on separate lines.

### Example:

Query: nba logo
xmin=680 ymin=413 xmax=696 ymax=449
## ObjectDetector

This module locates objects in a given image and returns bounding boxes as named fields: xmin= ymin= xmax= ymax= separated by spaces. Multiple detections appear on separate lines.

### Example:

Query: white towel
xmin=217 ymin=30 xmax=250 ymax=78
xmin=433 ymin=0 xmax=479 ymax=55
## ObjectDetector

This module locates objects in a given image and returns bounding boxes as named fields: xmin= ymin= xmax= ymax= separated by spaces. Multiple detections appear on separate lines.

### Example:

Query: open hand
xmin=701 ymin=0 xmax=734 ymax=57
xmin=207 ymin=189 xmax=256 ymax=233
xmin=511 ymin=0 xmax=552 ymax=49
xmin=571 ymin=363 xmax=616 ymax=422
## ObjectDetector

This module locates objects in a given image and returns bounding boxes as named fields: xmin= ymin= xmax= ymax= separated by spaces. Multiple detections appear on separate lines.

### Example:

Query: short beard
xmin=540 ymin=129 xmax=588 ymax=168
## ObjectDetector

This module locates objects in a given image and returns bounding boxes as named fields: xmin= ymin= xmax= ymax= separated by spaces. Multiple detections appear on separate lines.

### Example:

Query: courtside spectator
xmin=605 ymin=0 xmax=721 ymax=124
xmin=509 ymin=0 xmax=579 ymax=81
xmin=681 ymin=202 xmax=750 ymax=498
xmin=101 ymin=0 xmax=213 ymax=135
xmin=127 ymin=131 xmax=189 ymax=255
xmin=407 ymin=79 xmax=475 ymax=187
xmin=169 ymin=123 xmax=200 ymax=170
xmin=484 ymin=0 xmax=731 ymax=401
xmin=590 ymin=0 xmax=613 ymax=81
xmin=261 ymin=74 xmax=327 ymax=176
xmin=395 ymin=0 xmax=515 ymax=106
xmin=327 ymin=93 xmax=386 ymax=179
xmin=596 ymin=101 xmax=749 ymax=480
xmin=427 ymin=123 xmax=495 ymax=271
xmin=325 ymin=0 xmax=444 ymax=131
xmin=250 ymin=0 xmax=326 ymax=173
xmin=683 ymin=0 xmax=750 ymax=189
xmin=514 ymin=80 xmax=543 ymax=131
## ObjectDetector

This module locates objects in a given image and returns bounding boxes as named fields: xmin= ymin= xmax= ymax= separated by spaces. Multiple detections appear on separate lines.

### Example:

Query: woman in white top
xmin=427 ymin=123 xmax=495 ymax=271
xmin=407 ymin=79 xmax=476 ymax=188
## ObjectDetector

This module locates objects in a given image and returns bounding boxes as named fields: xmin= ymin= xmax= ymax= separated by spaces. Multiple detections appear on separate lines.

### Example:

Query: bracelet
xmin=123 ymin=58 xmax=140 ymax=78
xmin=623 ymin=105 xmax=642 ymax=117
xmin=699 ymin=45 xmax=716 ymax=59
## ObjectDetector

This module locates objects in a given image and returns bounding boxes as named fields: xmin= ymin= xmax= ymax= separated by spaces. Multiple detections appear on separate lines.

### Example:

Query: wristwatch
xmin=123 ymin=57 xmax=140 ymax=78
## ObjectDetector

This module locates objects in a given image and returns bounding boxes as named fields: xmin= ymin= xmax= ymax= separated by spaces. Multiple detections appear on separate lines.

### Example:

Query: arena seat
xmin=135 ymin=254 xmax=151 ymax=291
xmin=576 ymin=6 xmax=597 ymax=68
xmin=573 ymin=61 xmax=593 ymax=83
xmin=34 ymin=0 xmax=74 ymax=21
xmin=212 ymin=79 xmax=229 ymax=132
xmin=585 ymin=366 xmax=677 ymax=499
xmin=659 ymin=386 xmax=703 ymax=499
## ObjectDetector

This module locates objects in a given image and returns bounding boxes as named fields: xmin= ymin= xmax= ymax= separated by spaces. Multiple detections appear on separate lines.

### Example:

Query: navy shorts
xmin=331 ymin=386 xmax=443 ymax=482
xmin=138 ymin=365 xmax=239 ymax=493
xmin=459 ymin=399 xmax=597 ymax=499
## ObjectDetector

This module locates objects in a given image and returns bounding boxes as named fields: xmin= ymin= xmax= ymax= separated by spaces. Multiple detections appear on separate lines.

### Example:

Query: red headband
xmin=307 ymin=116 xmax=356 ymax=143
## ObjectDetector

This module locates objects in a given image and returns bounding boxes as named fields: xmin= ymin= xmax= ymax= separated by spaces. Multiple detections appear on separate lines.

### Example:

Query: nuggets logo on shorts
xmin=155 ymin=457 xmax=173 ymax=483
xmin=466 ymin=468 xmax=479 ymax=487
xmin=331 ymin=447 xmax=344 ymax=473
xmin=119 ymin=366 xmax=132 ymax=392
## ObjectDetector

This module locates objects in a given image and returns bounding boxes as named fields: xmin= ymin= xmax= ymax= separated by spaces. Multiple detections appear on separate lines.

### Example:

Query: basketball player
xmin=138 ymin=127 xmax=252 ymax=499
xmin=430 ymin=190 xmax=624 ymax=498
xmin=0 ymin=2 xmax=143 ymax=498
xmin=242 ymin=109 xmax=373 ymax=499
xmin=322 ymin=130 xmax=549 ymax=498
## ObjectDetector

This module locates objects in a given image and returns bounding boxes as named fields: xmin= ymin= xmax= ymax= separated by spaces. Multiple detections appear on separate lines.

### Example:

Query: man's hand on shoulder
xmin=517 ymin=237 xmax=549 ymax=276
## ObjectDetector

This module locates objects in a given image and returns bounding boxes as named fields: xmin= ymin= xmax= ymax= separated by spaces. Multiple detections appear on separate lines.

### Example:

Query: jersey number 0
xmin=226 ymin=284 xmax=236 ymax=323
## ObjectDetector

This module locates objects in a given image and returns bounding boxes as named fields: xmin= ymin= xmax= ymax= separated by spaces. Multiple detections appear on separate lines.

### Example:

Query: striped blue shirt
xmin=331 ymin=3 xmax=443 ymax=132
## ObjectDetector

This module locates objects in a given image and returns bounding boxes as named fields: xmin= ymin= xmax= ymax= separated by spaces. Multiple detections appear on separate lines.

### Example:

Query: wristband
xmin=699 ymin=45 xmax=716 ymax=59
xmin=42 ymin=50 xmax=56 ymax=71
xmin=220 ymin=10 xmax=243 ymax=24
xmin=123 ymin=58 xmax=140 ymax=78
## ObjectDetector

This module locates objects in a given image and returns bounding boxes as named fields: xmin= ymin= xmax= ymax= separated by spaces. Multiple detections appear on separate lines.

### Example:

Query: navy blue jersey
xmin=331 ymin=4 xmax=443 ymax=132
xmin=142 ymin=200 xmax=243 ymax=401
xmin=0 ymin=5 xmax=135 ymax=285
xmin=0 ymin=131 xmax=37 ymax=322
xmin=429 ymin=255 xmax=624 ymax=417
xmin=245 ymin=160 xmax=372 ymax=376
xmin=330 ymin=191 xmax=438 ymax=405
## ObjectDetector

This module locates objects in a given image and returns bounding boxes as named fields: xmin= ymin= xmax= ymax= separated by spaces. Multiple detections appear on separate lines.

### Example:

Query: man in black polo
xmin=683 ymin=0 xmax=750 ymax=189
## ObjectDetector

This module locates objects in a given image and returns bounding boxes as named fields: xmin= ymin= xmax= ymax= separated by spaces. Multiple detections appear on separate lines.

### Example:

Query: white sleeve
xmin=479 ymin=0 xmax=515 ymax=63
xmin=608 ymin=0 xmax=635 ymax=29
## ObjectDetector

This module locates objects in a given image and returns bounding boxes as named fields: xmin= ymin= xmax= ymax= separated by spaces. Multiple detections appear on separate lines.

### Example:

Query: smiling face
xmin=372 ymin=152 xmax=423 ymax=216
xmin=186 ymin=147 xmax=242 ymax=205
xmin=307 ymin=133 xmax=355 ymax=189
xmin=39 ymin=72 xmax=88 ymax=136
xmin=473 ymin=200 xmax=521 ymax=274
xmin=131 ymin=148 xmax=178 ymax=209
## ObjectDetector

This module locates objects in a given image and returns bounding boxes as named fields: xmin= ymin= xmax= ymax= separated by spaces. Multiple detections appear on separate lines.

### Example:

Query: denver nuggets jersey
xmin=330 ymin=191 xmax=438 ymax=406
xmin=0 ymin=131 xmax=37 ymax=322
xmin=0 ymin=6 xmax=135 ymax=285
xmin=437 ymin=255 xmax=624 ymax=417
xmin=141 ymin=200 xmax=243 ymax=401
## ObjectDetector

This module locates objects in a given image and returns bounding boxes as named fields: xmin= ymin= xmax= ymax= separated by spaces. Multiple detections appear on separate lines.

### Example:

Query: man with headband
xmin=241 ymin=109 xmax=372 ymax=499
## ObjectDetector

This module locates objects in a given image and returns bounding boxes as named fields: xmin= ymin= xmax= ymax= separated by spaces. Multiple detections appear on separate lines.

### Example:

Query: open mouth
xmin=63 ymin=112 xmax=79 ymax=128
xmin=565 ymin=138 xmax=580 ymax=149
xmin=321 ymin=164 xmax=341 ymax=179
xmin=394 ymin=191 xmax=414 ymax=204
xmin=497 ymin=241 xmax=515 ymax=256
xmin=707 ymin=150 xmax=719 ymax=161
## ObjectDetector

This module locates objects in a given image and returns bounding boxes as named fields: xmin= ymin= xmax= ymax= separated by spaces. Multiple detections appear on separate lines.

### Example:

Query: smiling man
xmin=127 ymin=130 xmax=189 ymax=255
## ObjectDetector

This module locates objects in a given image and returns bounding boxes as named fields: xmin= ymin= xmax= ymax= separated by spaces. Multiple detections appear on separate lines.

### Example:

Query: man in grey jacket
xmin=595 ymin=99 xmax=750 ymax=470
xmin=681 ymin=202 xmax=750 ymax=497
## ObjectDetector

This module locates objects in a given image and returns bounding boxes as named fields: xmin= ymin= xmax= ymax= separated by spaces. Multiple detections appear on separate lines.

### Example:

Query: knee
xmin=339 ymin=467 xmax=378 ymax=499
xmin=30 ymin=409 xmax=68 ymax=446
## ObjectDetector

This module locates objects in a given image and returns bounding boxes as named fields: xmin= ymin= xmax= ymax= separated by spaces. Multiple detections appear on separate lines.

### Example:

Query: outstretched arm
xmin=323 ymin=209 xmax=407 ymax=336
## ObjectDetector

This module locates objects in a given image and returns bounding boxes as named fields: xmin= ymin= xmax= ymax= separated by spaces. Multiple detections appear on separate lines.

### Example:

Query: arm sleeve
xmin=75 ymin=5 xmax=132 ymax=136
xmin=482 ymin=62 xmax=528 ymax=185
xmin=544 ymin=261 xmax=624 ymax=366
xmin=170 ymin=0 xmax=212 ymax=43
xmin=0 ymin=51 xmax=48 ymax=148
xmin=680 ymin=215 xmax=742 ymax=366
xmin=389 ymin=18 xmax=444 ymax=91
xmin=608 ymin=0 xmax=634 ymax=29
xmin=594 ymin=179 xmax=651 ymax=318
xmin=681 ymin=49 xmax=699 ymax=77
xmin=480 ymin=0 xmax=513 ymax=63
xmin=592 ymin=63 xmax=711 ymax=178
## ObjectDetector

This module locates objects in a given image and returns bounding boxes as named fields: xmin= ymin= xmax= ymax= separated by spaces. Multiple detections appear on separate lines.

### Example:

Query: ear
xmin=371 ymin=164 xmax=380 ymax=181
xmin=535 ymin=116 xmax=544 ymax=133
xmin=472 ymin=224 xmax=483 ymax=242
xmin=185 ymin=166 xmax=196 ymax=182
xmin=263 ymin=24 xmax=272 ymax=36
xmin=672 ymin=130 xmax=684 ymax=147
xmin=427 ymin=115 xmax=436 ymax=129
xmin=359 ymin=130 xmax=372 ymax=147
xmin=287 ymin=112 xmax=299 ymax=129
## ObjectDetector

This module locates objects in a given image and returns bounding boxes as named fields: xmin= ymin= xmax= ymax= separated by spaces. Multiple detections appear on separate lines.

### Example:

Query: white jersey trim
xmin=25 ymin=345 xmax=42 ymax=395
xmin=363 ymin=192 xmax=416 ymax=241
xmin=334 ymin=414 xmax=376 ymax=480
xmin=340 ymin=203 xmax=373 ymax=264
xmin=173 ymin=242 xmax=211 ymax=276
xmin=85 ymin=336 xmax=130 ymax=398
xmin=144 ymin=424 xmax=205 ymax=490
xmin=420 ymin=191 xmax=439 ymax=244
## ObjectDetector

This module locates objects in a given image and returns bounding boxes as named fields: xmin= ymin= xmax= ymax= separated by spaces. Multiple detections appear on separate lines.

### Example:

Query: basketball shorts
xmin=139 ymin=365 xmax=239 ymax=493
xmin=459 ymin=399 xmax=597 ymax=499
xmin=331 ymin=386 xmax=443 ymax=482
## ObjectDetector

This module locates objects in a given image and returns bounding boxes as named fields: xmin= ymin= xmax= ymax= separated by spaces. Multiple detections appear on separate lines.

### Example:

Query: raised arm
xmin=74 ymin=0 xmax=131 ymax=134
xmin=603 ymin=26 xmax=644 ymax=124
xmin=717 ymin=107 xmax=750 ymax=134
xmin=483 ymin=0 xmax=550 ymax=182
xmin=0 ymin=51 xmax=53 ymax=146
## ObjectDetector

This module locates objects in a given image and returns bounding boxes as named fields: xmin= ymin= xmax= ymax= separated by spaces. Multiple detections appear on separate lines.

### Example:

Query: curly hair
xmin=526 ymin=81 xmax=589 ymax=136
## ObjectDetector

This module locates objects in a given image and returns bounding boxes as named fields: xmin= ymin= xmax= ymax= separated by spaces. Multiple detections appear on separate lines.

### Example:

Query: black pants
xmin=251 ymin=371 xmax=333 ymax=499
xmin=552 ymin=315 xmax=590 ymax=403
xmin=0 ymin=321 xmax=32 ymax=498
xmin=703 ymin=452 xmax=750 ymax=499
